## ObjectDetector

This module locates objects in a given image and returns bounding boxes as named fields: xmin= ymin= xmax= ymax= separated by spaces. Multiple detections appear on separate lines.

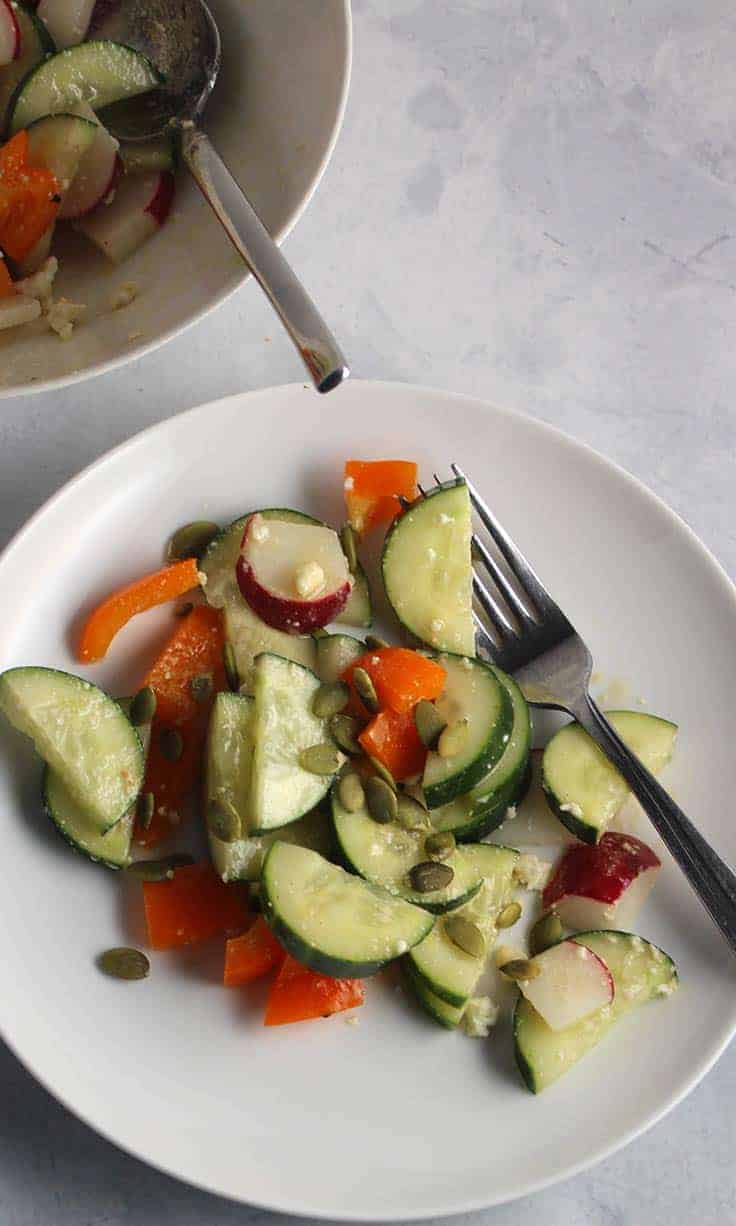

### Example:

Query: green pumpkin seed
xmin=365 ymin=776 xmax=398 ymax=824
xmin=353 ymin=667 xmax=379 ymax=714
xmin=368 ymin=756 xmax=397 ymax=791
xmin=437 ymin=718 xmax=469 ymax=759
xmin=312 ymin=680 xmax=350 ymax=720
xmin=159 ymin=726 xmax=183 ymax=762
xmin=444 ymin=915 xmax=486 ymax=959
xmin=496 ymin=900 xmax=523 ymax=929
xmin=207 ymin=797 xmax=241 ymax=842
xmin=338 ymin=772 xmax=365 ymax=813
xmin=312 ymin=627 xmax=330 ymax=640
xmin=329 ymin=713 xmax=363 ymax=755
xmin=529 ymin=911 xmax=563 ymax=956
xmin=189 ymin=673 xmax=213 ymax=703
xmin=396 ymin=794 xmax=431 ymax=831
xmin=126 ymin=854 xmax=194 ymax=882
xmin=136 ymin=791 xmax=155 ymax=831
xmin=424 ymin=830 xmax=456 ymax=860
xmin=500 ymin=958 xmax=540 ymax=982
xmin=167 ymin=519 xmax=219 ymax=561
xmin=409 ymin=860 xmax=454 ymax=893
xmin=174 ymin=601 xmax=194 ymax=618
xmin=365 ymin=634 xmax=389 ymax=651
xmin=340 ymin=523 xmax=359 ymax=575
xmin=223 ymin=642 xmax=240 ymax=692
xmin=130 ymin=685 xmax=156 ymax=726
xmin=98 ymin=947 xmax=150 ymax=981
xmin=414 ymin=700 xmax=447 ymax=749
xmin=299 ymin=743 xmax=341 ymax=775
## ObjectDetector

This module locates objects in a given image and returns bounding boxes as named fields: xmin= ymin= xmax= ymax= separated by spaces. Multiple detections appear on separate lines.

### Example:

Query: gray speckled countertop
xmin=1 ymin=2 xmax=735 ymax=1223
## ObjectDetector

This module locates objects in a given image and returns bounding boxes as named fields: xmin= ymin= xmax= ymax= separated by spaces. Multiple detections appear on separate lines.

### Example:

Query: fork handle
xmin=571 ymin=695 xmax=736 ymax=954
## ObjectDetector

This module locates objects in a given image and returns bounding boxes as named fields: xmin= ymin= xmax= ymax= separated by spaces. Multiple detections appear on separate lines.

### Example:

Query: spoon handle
xmin=179 ymin=125 xmax=349 ymax=394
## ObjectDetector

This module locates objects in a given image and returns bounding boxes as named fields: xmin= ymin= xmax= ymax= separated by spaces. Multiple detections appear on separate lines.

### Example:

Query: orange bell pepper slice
xmin=0 ymin=130 xmax=60 ymax=262
xmin=143 ymin=861 xmax=249 ymax=950
xmin=359 ymin=707 xmax=427 ymax=781
xmin=264 ymin=954 xmax=365 ymax=1026
xmin=343 ymin=460 xmax=417 ymax=535
xmin=77 ymin=557 xmax=200 ymax=663
xmin=136 ymin=604 xmax=226 ymax=846
xmin=342 ymin=647 xmax=445 ymax=715
xmin=224 ymin=916 xmax=286 ymax=986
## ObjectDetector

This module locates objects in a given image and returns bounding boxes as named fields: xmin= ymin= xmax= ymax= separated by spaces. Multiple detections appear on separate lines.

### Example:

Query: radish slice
xmin=0 ymin=0 xmax=20 ymax=66
xmin=76 ymin=170 xmax=175 ymax=263
xmin=58 ymin=103 xmax=120 ymax=220
xmin=237 ymin=514 xmax=353 ymax=634
xmin=518 ymin=940 xmax=614 ymax=1031
xmin=543 ymin=832 xmax=661 ymax=932
xmin=37 ymin=0 xmax=95 ymax=48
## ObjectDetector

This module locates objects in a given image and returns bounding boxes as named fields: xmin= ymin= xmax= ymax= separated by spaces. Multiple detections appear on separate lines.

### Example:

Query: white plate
xmin=0 ymin=382 xmax=734 ymax=1219
xmin=0 ymin=0 xmax=351 ymax=396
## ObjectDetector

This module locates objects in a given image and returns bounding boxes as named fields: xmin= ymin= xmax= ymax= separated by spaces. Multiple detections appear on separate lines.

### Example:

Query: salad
xmin=0 ymin=0 xmax=175 ymax=339
xmin=0 ymin=458 xmax=679 ymax=1093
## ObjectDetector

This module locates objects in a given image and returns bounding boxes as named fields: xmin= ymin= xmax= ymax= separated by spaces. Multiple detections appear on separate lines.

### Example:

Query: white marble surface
xmin=1 ymin=1 xmax=735 ymax=1222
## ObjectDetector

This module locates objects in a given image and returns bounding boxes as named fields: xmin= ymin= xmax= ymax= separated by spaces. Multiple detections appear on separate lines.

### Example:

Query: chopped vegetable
xmin=224 ymin=916 xmax=286 ymax=986
xmin=0 ymin=259 xmax=14 ymax=298
xmin=264 ymin=953 xmax=365 ymax=1026
xmin=359 ymin=707 xmax=427 ymax=780
xmin=77 ymin=557 xmax=201 ymax=663
xmin=342 ymin=647 xmax=446 ymax=715
xmin=143 ymin=861 xmax=249 ymax=950
xmin=0 ymin=130 xmax=59 ymax=262
xmin=344 ymin=460 xmax=417 ymax=535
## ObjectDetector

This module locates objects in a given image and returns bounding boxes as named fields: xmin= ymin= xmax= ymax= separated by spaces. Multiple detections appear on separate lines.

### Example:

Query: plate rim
xmin=1 ymin=378 xmax=735 ymax=1218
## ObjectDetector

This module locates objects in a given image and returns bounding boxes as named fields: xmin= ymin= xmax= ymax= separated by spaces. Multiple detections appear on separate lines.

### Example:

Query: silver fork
xmin=435 ymin=464 xmax=736 ymax=954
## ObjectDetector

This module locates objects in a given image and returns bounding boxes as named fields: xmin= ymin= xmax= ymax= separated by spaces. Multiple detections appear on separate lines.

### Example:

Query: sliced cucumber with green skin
xmin=200 ymin=508 xmax=320 ymax=609
xmin=404 ymin=961 xmax=464 ymax=1029
xmin=26 ymin=111 xmax=96 ymax=182
xmin=334 ymin=562 xmax=372 ymax=628
xmin=543 ymin=711 xmax=678 ymax=844
xmin=43 ymin=766 xmax=133 ymax=869
xmin=382 ymin=480 xmax=474 ymax=655
xmin=514 ymin=930 xmax=678 ymax=1093
xmin=408 ymin=845 xmax=518 ymax=1006
xmin=262 ymin=842 xmax=435 ymax=977
xmin=120 ymin=134 xmax=175 ymax=175
xmin=314 ymin=632 xmax=364 ymax=683
xmin=10 ymin=41 xmax=161 ymax=133
xmin=429 ymin=665 xmax=531 ymax=839
xmin=0 ymin=3 xmax=54 ymax=133
xmin=422 ymin=654 xmax=513 ymax=809
xmin=210 ymin=806 xmax=332 ymax=883
xmin=0 ymin=667 xmax=143 ymax=834
xmin=205 ymin=691 xmax=253 ymax=841
xmin=250 ymin=653 xmax=344 ymax=833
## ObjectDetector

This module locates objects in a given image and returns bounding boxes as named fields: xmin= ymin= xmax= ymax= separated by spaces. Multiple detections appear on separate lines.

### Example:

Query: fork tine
xmin=472 ymin=570 xmax=516 ymax=638
xmin=471 ymin=533 xmax=537 ymax=625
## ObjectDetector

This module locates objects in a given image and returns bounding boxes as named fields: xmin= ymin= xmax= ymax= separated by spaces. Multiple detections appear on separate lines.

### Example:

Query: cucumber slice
xmin=9 ymin=40 xmax=161 ymax=133
xmin=43 ymin=765 xmax=133 ymax=869
xmin=514 ymin=930 xmax=678 ymax=1093
xmin=334 ymin=562 xmax=372 ymax=628
xmin=200 ymin=507 xmax=320 ymax=609
xmin=0 ymin=3 xmax=54 ymax=133
xmin=120 ymin=134 xmax=175 ymax=175
xmin=314 ymin=632 xmax=364 ymax=683
xmin=205 ymin=691 xmax=253 ymax=840
xmin=422 ymin=654 xmax=513 ymax=809
xmin=404 ymin=961 xmax=464 ymax=1028
xmin=209 ymin=807 xmax=332 ymax=883
xmin=382 ymin=480 xmax=474 ymax=654
xmin=25 ymin=111 xmax=96 ymax=181
xmin=543 ymin=711 xmax=678 ymax=843
xmin=262 ymin=842 xmax=435 ymax=977
xmin=250 ymin=653 xmax=344 ymax=833
xmin=408 ymin=846 xmax=518 ymax=1006
xmin=0 ymin=667 xmax=143 ymax=833
xmin=429 ymin=666 xmax=531 ymax=839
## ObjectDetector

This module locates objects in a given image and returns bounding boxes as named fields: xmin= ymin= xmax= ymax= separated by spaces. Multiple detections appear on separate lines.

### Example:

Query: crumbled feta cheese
xmin=439 ymin=513 xmax=453 ymax=524
xmin=111 ymin=281 xmax=139 ymax=310
xmin=462 ymin=995 xmax=499 ymax=1038
xmin=16 ymin=256 xmax=58 ymax=304
xmin=430 ymin=618 xmax=445 ymax=635
xmin=46 ymin=297 xmax=85 ymax=341
xmin=559 ymin=802 xmax=584 ymax=819
xmin=514 ymin=853 xmax=552 ymax=892
xmin=426 ymin=547 xmax=437 ymax=562
xmin=250 ymin=516 xmax=269 ymax=543
xmin=495 ymin=943 xmax=525 ymax=968
xmin=344 ymin=1015 xmax=360 ymax=1026
xmin=505 ymin=804 xmax=517 ymax=821
xmin=295 ymin=560 xmax=325 ymax=598
xmin=657 ymin=979 xmax=676 ymax=996
xmin=460 ymin=656 xmax=473 ymax=670
xmin=395 ymin=940 xmax=408 ymax=955
xmin=343 ymin=476 xmax=354 ymax=492
xmin=197 ymin=571 xmax=207 ymax=587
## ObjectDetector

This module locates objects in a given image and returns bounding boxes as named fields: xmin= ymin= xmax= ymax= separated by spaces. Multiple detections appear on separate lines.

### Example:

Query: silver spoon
xmin=94 ymin=0 xmax=349 ymax=394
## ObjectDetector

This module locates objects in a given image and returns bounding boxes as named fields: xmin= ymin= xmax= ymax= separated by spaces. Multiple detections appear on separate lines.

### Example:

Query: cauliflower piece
xmin=46 ymin=297 xmax=85 ymax=341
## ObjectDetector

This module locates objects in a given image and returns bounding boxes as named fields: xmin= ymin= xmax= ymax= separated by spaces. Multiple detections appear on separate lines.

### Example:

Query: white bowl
xmin=0 ymin=0 xmax=351 ymax=397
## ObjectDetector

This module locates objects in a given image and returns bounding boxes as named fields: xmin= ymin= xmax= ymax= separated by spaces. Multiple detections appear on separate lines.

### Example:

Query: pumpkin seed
xmin=396 ymin=794 xmax=431 ymax=831
xmin=352 ymin=667 xmax=379 ymax=713
xmin=338 ymin=772 xmax=365 ymax=813
xmin=174 ymin=601 xmax=194 ymax=618
xmin=316 ymin=634 xmax=365 ymax=683
xmin=167 ymin=519 xmax=219 ymax=561
xmin=130 ymin=685 xmax=156 ymax=726
xmin=414 ymin=700 xmax=447 ymax=749
xmin=409 ymin=860 xmax=454 ymax=893
xmin=496 ymin=900 xmax=523 ymax=929
xmin=126 ymin=854 xmax=194 ymax=882
xmin=424 ymin=830 xmax=456 ymax=860
xmin=365 ymin=776 xmax=398 ymax=824
xmin=207 ymin=797 xmax=241 ymax=842
xmin=368 ymin=755 xmax=397 ymax=790
xmin=329 ymin=713 xmax=363 ymax=755
xmin=223 ymin=642 xmax=240 ymax=692
xmin=340 ymin=523 xmax=359 ymax=575
xmin=529 ymin=911 xmax=563 ymax=956
xmin=312 ymin=680 xmax=350 ymax=720
xmin=159 ymin=726 xmax=183 ymax=762
xmin=500 ymin=958 xmax=540 ymax=982
xmin=312 ymin=627 xmax=330 ymax=640
xmin=136 ymin=791 xmax=155 ymax=830
xmin=444 ymin=915 xmax=486 ymax=959
xmin=98 ymin=947 xmax=150 ymax=981
xmin=365 ymin=634 xmax=389 ymax=651
xmin=437 ymin=718 xmax=469 ymax=759
xmin=189 ymin=673 xmax=213 ymax=703
xmin=299 ymin=743 xmax=341 ymax=775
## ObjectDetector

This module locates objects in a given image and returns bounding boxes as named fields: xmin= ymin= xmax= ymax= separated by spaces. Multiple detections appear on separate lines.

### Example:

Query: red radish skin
xmin=237 ymin=514 xmax=352 ymax=634
xmin=543 ymin=832 xmax=661 ymax=932
xmin=146 ymin=169 xmax=175 ymax=225
xmin=519 ymin=940 xmax=614 ymax=1031
xmin=0 ymin=0 xmax=20 ymax=65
